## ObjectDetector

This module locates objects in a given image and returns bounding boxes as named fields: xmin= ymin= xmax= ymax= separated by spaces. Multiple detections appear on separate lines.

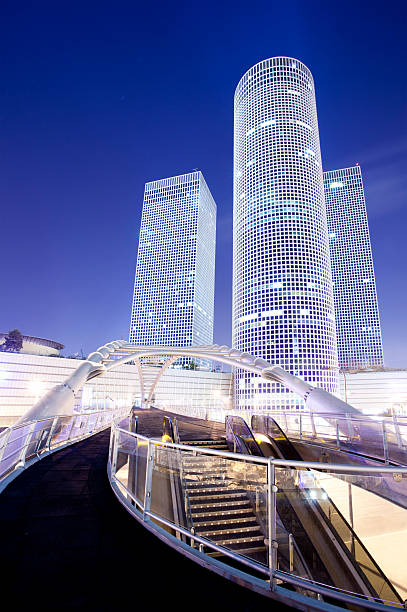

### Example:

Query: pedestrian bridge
xmin=1 ymin=340 xmax=407 ymax=611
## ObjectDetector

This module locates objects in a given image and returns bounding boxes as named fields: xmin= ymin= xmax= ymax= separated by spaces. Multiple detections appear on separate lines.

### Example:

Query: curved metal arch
xmin=18 ymin=340 xmax=356 ymax=424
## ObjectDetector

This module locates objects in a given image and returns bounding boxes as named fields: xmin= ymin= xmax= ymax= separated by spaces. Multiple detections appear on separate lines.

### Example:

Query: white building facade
xmin=324 ymin=166 xmax=384 ymax=369
xmin=0 ymin=352 xmax=141 ymax=427
xmin=233 ymin=57 xmax=338 ymax=409
xmin=0 ymin=352 xmax=232 ymax=427
xmin=129 ymin=171 xmax=216 ymax=350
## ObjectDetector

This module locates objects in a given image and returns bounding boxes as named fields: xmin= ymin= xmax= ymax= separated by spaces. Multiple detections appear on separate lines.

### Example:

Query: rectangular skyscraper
xmin=129 ymin=171 xmax=216 ymax=349
xmin=324 ymin=166 xmax=383 ymax=369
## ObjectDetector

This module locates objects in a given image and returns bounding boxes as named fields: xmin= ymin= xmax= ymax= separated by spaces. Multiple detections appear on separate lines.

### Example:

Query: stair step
xmin=181 ymin=440 xmax=228 ymax=447
xmin=190 ymin=500 xmax=250 ymax=510
xmin=196 ymin=525 xmax=261 ymax=537
xmin=193 ymin=517 xmax=259 ymax=528
xmin=192 ymin=508 xmax=255 ymax=519
xmin=208 ymin=545 xmax=267 ymax=558
xmin=189 ymin=492 xmax=246 ymax=502
xmin=212 ymin=535 xmax=265 ymax=546
xmin=187 ymin=486 xmax=244 ymax=494
xmin=185 ymin=481 xmax=234 ymax=489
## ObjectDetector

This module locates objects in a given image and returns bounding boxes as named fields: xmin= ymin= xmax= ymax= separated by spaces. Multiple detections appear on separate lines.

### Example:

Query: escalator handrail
xmin=225 ymin=415 xmax=263 ymax=456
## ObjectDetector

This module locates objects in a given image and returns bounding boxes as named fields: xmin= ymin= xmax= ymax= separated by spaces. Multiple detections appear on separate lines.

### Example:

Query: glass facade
xmin=129 ymin=171 xmax=216 ymax=349
xmin=324 ymin=166 xmax=384 ymax=369
xmin=233 ymin=57 xmax=339 ymax=409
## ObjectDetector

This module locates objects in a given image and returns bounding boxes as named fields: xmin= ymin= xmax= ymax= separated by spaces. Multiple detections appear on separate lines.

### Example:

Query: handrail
xmin=109 ymin=418 xmax=406 ymax=611
xmin=114 ymin=425 xmax=407 ymax=473
xmin=0 ymin=407 xmax=128 ymax=491
xmin=162 ymin=406 xmax=407 ymax=466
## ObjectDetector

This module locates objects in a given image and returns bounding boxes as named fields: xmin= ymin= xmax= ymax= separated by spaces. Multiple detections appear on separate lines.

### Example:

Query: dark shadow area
xmin=0 ymin=429 xmax=291 ymax=612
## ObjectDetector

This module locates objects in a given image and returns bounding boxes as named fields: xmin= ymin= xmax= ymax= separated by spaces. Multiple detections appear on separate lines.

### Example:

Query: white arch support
xmin=17 ymin=341 xmax=357 ymax=424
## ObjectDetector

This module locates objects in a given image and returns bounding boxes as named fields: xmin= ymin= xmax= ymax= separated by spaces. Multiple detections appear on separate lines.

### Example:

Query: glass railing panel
xmin=51 ymin=416 xmax=74 ymax=446
xmin=315 ymin=468 xmax=406 ymax=604
xmin=149 ymin=444 xmax=191 ymax=530
xmin=345 ymin=418 xmax=385 ymax=460
xmin=114 ymin=430 xmax=135 ymax=501
xmin=275 ymin=464 xmax=405 ymax=605
xmin=24 ymin=419 xmax=54 ymax=459
xmin=182 ymin=450 xmax=269 ymax=568
xmin=274 ymin=465 xmax=335 ymax=588
xmin=134 ymin=437 xmax=147 ymax=506
xmin=0 ymin=424 xmax=32 ymax=472
xmin=398 ymin=422 xmax=407 ymax=448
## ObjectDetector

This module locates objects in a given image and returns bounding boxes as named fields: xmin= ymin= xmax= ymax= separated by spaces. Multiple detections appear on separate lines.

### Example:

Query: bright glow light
xmin=310 ymin=490 xmax=317 ymax=499
xmin=329 ymin=181 xmax=344 ymax=189
xmin=28 ymin=380 xmax=46 ymax=396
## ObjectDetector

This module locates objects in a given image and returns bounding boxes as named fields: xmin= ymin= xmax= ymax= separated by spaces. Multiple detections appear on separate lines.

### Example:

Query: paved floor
xmin=0 ymin=421 xmax=289 ymax=612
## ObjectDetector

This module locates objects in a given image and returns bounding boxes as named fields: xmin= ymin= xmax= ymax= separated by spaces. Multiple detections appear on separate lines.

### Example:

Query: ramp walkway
xmin=1 ymin=415 xmax=288 ymax=612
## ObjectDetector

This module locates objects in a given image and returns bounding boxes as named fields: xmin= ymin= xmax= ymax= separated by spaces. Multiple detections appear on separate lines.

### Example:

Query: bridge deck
xmin=132 ymin=406 xmax=226 ymax=440
xmin=1 ymin=411 xmax=286 ymax=611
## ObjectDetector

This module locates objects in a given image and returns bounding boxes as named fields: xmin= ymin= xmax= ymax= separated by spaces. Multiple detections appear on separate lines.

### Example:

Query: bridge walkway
xmin=1 ymin=411 xmax=289 ymax=612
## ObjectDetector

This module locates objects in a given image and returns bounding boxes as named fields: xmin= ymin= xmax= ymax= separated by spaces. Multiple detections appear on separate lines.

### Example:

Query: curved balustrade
xmin=161 ymin=406 xmax=407 ymax=465
xmin=0 ymin=407 xmax=128 ymax=492
xmin=108 ymin=416 xmax=407 ymax=611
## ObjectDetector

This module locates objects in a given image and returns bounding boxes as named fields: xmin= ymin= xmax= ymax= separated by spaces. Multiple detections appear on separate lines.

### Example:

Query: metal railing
xmin=108 ymin=417 xmax=407 ymax=611
xmin=161 ymin=406 xmax=407 ymax=465
xmin=0 ymin=408 xmax=128 ymax=491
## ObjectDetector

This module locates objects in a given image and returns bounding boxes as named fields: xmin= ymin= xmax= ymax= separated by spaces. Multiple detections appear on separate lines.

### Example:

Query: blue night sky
xmin=1 ymin=1 xmax=406 ymax=366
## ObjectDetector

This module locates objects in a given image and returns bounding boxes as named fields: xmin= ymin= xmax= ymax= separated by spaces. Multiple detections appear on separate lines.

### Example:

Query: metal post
xmin=46 ymin=416 xmax=59 ymax=451
xmin=336 ymin=420 xmax=340 ymax=450
xmin=143 ymin=440 xmax=154 ymax=519
xmin=128 ymin=413 xmax=138 ymax=502
xmin=346 ymin=414 xmax=353 ymax=442
xmin=288 ymin=533 xmax=294 ymax=572
xmin=18 ymin=422 xmax=36 ymax=466
xmin=268 ymin=459 xmax=277 ymax=590
xmin=111 ymin=428 xmax=119 ymax=475
xmin=310 ymin=411 xmax=316 ymax=439
xmin=299 ymin=414 xmax=303 ymax=441
xmin=0 ymin=428 xmax=12 ymax=463
xmin=348 ymin=482 xmax=355 ymax=557
xmin=382 ymin=421 xmax=389 ymax=464
xmin=393 ymin=413 xmax=403 ymax=449
xmin=83 ymin=413 xmax=91 ymax=435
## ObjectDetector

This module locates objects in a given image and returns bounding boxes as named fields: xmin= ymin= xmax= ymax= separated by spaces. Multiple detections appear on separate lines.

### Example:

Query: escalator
xmin=226 ymin=415 xmax=402 ymax=608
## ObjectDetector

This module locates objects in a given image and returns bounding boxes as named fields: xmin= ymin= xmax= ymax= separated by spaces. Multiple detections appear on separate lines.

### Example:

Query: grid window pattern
xmin=324 ymin=166 xmax=384 ymax=369
xmin=129 ymin=171 xmax=216 ymax=349
xmin=233 ymin=57 xmax=339 ymax=409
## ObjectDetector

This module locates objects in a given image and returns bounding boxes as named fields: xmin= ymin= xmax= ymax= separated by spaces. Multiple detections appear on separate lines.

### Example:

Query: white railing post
xmin=143 ymin=440 xmax=154 ymax=520
xmin=111 ymin=428 xmax=119 ymax=475
xmin=0 ymin=428 xmax=12 ymax=463
xmin=289 ymin=533 xmax=294 ymax=572
xmin=382 ymin=421 xmax=389 ymax=464
xmin=268 ymin=459 xmax=277 ymax=591
xmin=393 ymin=413 xmax=403 ymax=449
xmin=82 ymin=413 xmax=91 ymax=435
xmin=18 ymin=422 xmax=36 ymax=466
xmin=46 ymin=416 xmax=59 ymax=451
xmin=310 ymin=411 xmax=316 ymax=439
